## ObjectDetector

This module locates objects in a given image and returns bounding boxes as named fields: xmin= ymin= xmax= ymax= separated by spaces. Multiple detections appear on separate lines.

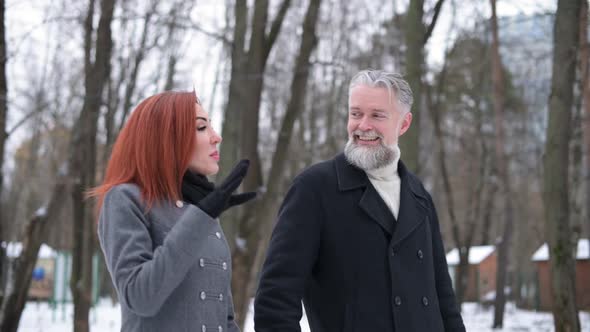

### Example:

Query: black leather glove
xmin=182 ymin=160 xmax=257 ymax=219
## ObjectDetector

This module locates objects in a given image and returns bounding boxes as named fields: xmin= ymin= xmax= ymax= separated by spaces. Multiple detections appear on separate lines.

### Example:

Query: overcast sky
xmin=2 ymin=0 xmax=558 ymax=172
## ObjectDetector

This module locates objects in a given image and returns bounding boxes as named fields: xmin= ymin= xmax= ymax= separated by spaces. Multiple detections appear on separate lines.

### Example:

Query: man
xmin=254 ymin=69 xmax=465 ymax=332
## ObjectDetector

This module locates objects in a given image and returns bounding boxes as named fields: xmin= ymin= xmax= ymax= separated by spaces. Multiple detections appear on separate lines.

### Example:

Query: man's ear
xmin=399 ymin=112 xmax=412 ymax=136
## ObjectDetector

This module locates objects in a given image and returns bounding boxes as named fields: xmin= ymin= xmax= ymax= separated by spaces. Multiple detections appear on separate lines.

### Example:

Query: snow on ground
xmin=17 ymin=299 xmax=590 ymax=332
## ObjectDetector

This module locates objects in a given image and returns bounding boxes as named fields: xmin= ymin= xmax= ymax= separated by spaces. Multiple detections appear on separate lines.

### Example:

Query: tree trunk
xmin=427 ymin=54 xmax=483 ymax=307
xmin=0 ymin=179 xmax=67 ymax=332
xmin=0 ymin=0 xmax=8 ymax=299
xmin=543 ymin=0 xmax=583 ymax=331
xmin=218 ymin=0 xmax=290 ymax=246
xmin=217 ymin=1 xmax=291 ymax=323
xmin=68 ymin=1 xmax=115 ymax=331
xmin=118 ymin=2 xmax=156 ymax=134
xmin=231 ymin=0 xmax=321 ymax=328
xmin=578 ymin=0 xmax=590 ymax=253
xmin=400 ymin=0 xmax=425 ymax=174
xmin=400 ymin=0 xmax=445 ymax=175
xmin=489 ymin=0 xmax=515 ymax=327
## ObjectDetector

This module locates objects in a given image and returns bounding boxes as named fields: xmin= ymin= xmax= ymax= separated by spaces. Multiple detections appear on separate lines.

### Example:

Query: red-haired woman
xmin=91 ymin=91 xmax=255 ymax=332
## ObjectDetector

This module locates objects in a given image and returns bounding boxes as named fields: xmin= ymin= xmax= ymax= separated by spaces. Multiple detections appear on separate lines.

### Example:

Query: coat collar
xmin=334 ymin=153 xmax=429 ymax=245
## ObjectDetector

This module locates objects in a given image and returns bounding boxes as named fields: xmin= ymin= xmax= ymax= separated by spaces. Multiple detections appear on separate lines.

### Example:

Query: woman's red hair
xmin=88 ymin=91 xmax=197 ymax=214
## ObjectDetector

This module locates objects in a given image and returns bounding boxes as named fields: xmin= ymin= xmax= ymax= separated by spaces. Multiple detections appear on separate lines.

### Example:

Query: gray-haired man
xmin=254 ymin=69 xmax=465 ymax=332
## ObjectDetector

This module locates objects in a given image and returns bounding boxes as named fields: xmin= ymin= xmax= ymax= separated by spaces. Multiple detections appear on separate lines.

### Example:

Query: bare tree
xmin=229 ymin=1 xmax=322 ymax=327
xmin=0 ymin=0 xmax=8 ymax=296
xmin=218 ymin=0 xmax=291 ymax=181
xmin=428 ymin=66 xmax=479 ymax=306
xmin=488 ymin=0 xmax=516 ymax=327
xmin=579 ymin=0 xmax=590 ymax=249
xmin=543 ymin=0 xmax=583 ymax=331
xmin=401 ymin=0 xmax=445 ymax=174
xmin=68 ymin=0 xmax=115 ymax=331
xmin=0 ymin=178 xmax=67 ymax=332
xmin=219 ymin=0 xmax=291 ymax=259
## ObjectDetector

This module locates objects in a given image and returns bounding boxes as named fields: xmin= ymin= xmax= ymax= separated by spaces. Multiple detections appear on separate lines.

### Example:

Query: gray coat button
xmin=222 ymin=262 xmax=228 ymax=270
xmin=218 ymin=326 xmax=223 ymax=332
xmin=202 ymin=325 xmax=206 ymax=332
xmin=219 ymin=293 xmax=224 ymax=301
xmin=394 ymin=296 xmax=402 ymax=306
xmin=200 ymin=291 xmax=206 ymax=300
xmin=417 ymin=249 xmax=424 ymax=259
xmin=422 ymin=296 xmax=429 ymax=306
xmin=199 ymin=258 xmax=205 ymax=267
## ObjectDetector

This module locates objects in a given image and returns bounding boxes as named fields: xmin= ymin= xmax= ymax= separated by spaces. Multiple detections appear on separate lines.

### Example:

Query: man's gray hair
xmin=349 ymin=69 xmax=414 ymax=113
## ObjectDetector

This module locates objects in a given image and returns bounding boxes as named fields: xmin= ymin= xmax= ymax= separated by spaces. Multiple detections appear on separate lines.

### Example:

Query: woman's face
xmin=188 ymin=104 xmax=222 ymax=176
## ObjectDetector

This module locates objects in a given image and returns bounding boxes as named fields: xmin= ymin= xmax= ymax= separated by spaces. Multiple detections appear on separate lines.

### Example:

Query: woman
xmin=90 ymin=91 xmax=255 ymax=332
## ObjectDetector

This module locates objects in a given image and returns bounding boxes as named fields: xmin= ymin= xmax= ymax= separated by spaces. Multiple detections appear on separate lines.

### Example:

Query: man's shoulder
xmin=398 ymin=160 xmax=431 ymax=201
xmin=292 ymin=154 xmax=340 ymax=187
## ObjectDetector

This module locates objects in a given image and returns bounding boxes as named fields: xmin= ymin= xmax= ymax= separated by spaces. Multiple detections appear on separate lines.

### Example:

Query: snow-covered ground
xmin=17 ymin=299 xmax=590 ymax=332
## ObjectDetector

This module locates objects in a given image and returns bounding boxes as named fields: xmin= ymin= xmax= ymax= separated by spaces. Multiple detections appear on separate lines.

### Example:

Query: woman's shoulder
xmin=107 ymin=182 xmax=141 ymax=197
xmin=104 ymin=183 xmax=144 ymax=208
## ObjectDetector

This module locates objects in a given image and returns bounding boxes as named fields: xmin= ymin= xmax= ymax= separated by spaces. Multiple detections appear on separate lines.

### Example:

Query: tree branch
xmin=264 ymin=0 xmax=291 ymax=58
xmin=423 ymin=0 xmax=445 ymax=45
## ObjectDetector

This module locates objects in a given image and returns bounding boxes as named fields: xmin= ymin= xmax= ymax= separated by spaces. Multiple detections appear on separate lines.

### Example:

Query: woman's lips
xmin=210 ymin=151 xmax=220 ymax=161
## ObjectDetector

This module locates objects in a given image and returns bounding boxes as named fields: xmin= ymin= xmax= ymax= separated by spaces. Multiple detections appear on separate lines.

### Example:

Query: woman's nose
xmin=211 ymin=128 xmax=222 ymax=144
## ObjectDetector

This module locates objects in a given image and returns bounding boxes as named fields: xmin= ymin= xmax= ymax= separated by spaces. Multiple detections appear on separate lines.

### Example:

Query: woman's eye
xmin=197 ymin=126 xmax=207 ymax=132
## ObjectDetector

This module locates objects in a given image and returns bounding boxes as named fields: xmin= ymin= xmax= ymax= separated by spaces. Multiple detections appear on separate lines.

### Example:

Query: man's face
xmin=344 ymin=84 xmax=412 ymax=170
xmin=347 ymin=84 xmax=411 ymax=146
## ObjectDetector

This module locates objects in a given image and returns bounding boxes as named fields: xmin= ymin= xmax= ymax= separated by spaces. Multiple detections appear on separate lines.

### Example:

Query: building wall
xmin=576 ymin=260 xmax=590 ymax=310
xmin=462 ymin=265 xmax=479 ymax=301
xmin=477 ymin=252 xmax=498 ymax=300
xmin=536 ymin=260 xmax=590 ymax=311
xmin=455 ymin=252 xmax=498 ymax=302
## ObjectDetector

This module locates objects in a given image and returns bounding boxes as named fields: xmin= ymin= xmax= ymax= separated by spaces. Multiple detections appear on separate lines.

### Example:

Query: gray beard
xmin=344 ymin=137 xmax=397 ymax=171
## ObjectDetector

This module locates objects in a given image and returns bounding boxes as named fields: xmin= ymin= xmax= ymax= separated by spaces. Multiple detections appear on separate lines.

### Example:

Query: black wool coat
xmin=254 ymin=153 xmax=466 ymax=332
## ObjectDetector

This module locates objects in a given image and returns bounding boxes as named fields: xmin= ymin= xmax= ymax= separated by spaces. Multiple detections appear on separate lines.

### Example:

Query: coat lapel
xmin=359 ymin=184 xmax=395 ymax=235
xmin=334 ymin=154 xmax=430 ymax=244
xmin=391 ymin=161 xmax=429 ymax=248
xmin=335 ymin=153 xmax=395 ymax=235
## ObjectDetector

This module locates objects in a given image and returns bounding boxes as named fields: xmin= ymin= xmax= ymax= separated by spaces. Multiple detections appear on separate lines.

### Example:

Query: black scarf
xmin=181 ymin=170 xmax=215 ymax=205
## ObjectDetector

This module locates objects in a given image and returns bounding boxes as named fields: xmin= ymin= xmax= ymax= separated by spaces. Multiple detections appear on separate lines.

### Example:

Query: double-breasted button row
xmin=390 ymin=249 xmax=423 ymax=259
xmin=201 ymin=325 xmax=223 ymax=332
xmin=199 ymin=258 xmax=228 ymax=270
xmin=393 ymin=295 xmax=429 ymax=307
xmin=200 ymin=291 xmax=224 ymax=301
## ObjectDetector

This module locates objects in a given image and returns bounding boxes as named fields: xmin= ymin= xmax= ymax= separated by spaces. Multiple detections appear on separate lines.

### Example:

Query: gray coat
xmin=98 ymin=183 xmax=240 ymax=332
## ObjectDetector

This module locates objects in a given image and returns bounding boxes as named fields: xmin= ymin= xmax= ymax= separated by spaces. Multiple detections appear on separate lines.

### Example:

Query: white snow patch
xmin=446 ymin=245 xmax=495 ymax=265
xmin=2 ymin=242 xmax=56 ymax=259
xmin=235 ymin=237 xmax=247 ymax=252
xmin=34 ymin=206 xmax=48 ymax=218
xmin=532 ymin=239 xmax=589 ymax=262
xmin=15 ymin=299 xmax=590 ymax=331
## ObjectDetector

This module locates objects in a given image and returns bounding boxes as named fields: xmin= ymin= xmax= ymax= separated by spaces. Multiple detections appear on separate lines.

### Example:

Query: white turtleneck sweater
xmin=365 ymin=145 xmax=401 ymax=220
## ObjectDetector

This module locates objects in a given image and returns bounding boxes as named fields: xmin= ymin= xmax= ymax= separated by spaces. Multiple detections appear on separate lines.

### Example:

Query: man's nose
xmin=358 ymin=117 xmax=373 ymax=131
